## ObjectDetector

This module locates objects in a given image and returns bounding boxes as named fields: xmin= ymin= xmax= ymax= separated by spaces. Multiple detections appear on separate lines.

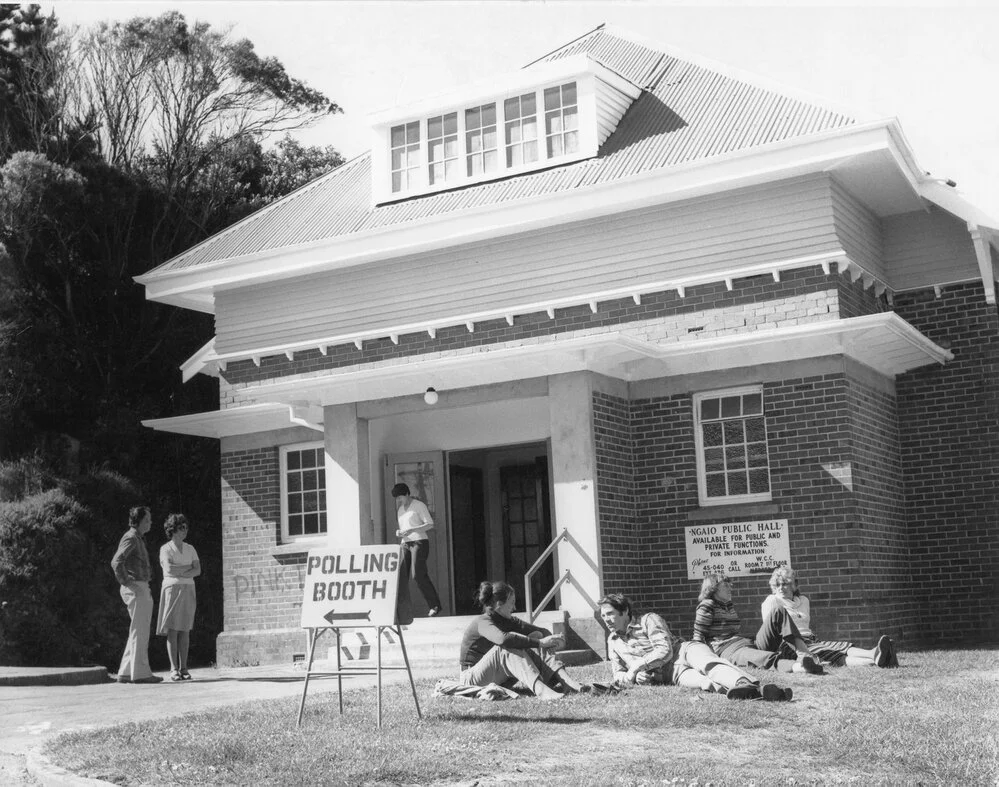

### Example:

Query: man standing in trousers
xmin=110 ymin=506 xmax=162 ymax=683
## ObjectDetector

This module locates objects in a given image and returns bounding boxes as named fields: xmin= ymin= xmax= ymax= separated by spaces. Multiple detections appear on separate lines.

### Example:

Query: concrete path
xmin=0 ymin=659 xmax=451 ymax=786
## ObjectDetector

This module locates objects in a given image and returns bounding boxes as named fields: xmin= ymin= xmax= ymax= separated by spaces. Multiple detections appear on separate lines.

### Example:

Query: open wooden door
xmin=384 ymin=452 xmax=452 ymax=615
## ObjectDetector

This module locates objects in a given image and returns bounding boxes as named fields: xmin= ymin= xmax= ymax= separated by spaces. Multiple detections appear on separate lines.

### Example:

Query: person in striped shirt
xmin=599 ymin=594 xmax=792 ymax=701
xmin=762 ymin=566 xmax=897 ymax=668
xmin=692 ymin=574 xmax=823 ymax=674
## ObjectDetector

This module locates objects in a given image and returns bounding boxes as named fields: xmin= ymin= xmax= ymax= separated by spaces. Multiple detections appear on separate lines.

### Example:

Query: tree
xmin=0 ymin=10 xmax=345 ymax=665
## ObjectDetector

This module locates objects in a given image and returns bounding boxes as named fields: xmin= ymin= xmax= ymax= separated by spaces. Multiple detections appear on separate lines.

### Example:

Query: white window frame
xmin=693 ymin=385 xmax=773 ymax=507
xmin=279 ymin=441 xmax=328 ymax=543
xmin=373 ymin=76 xmax=597 ymax=203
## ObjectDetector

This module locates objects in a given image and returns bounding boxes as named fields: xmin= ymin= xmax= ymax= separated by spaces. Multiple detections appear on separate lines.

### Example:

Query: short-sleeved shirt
xmin=763 ymin=594 xmax=812 ymax=638
xmin=160 ymin=542 xmax=200 ymax=588
xmin=397 ymin=499 xmax=433 ymax=543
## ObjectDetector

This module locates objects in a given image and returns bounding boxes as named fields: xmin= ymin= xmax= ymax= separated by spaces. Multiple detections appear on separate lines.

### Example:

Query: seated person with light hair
xmin=599 ymin=593 xmax=792 ymax=701
xmin=763 ymin=566 xmax=896 ymax=668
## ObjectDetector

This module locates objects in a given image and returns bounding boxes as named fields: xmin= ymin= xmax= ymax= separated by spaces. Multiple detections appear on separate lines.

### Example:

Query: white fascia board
xmin=226 ymin=314 xmax=949 ymax=413
xmin=140 ymin=121 xmax=904 ymax=312
xmin=181 ymin=337 xmax=218 ymax=383
xmin=142 ymin=403 xmax=299 ymax=439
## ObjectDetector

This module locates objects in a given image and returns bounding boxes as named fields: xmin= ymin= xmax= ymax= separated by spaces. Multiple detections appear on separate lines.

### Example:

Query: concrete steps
xmin=321 ymin=610 xmax=600 ymax=670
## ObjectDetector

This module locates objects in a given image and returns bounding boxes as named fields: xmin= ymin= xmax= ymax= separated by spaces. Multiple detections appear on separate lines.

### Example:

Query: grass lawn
xmin=45 ymin=648 xmax=998 ymax=786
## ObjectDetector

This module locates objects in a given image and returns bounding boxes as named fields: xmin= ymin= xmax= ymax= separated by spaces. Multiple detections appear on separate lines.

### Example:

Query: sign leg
xmin=376 ymin=625 xmax=383 ymax=728
xmin=335 ymin=628 xmax=343 ymax=714
xmin=297 ymin=628 xmax=319 ymax=727
xmin=396 ymin=626 xmax=422 ymax=719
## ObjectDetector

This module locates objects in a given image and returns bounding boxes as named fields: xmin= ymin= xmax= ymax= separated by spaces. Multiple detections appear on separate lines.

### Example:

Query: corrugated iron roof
xmin=150 ymin=27 xmax=857 ymax=275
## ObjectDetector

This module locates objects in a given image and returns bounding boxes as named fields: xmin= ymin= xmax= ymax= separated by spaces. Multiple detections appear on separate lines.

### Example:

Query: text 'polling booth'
xmin=297 ymin=545 xmax=422 ymax=728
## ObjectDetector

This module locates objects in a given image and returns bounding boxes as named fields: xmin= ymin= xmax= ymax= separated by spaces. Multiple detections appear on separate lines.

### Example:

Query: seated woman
xmin=458 ymin=580 xmax=585 ymax=700
xmin=599 ymin=593 xmax=792 ymax=701
xmin=763 ymin=566 xmax=896 ymax=668
xmin=693 ymin=573 xmax=823 ymax=674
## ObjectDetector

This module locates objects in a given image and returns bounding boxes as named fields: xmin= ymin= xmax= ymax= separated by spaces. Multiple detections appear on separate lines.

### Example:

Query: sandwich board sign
xmin=296 ymin=544 xmax=421 ymax=728
xmin=300 ymin=545 xmax=402 ymax=628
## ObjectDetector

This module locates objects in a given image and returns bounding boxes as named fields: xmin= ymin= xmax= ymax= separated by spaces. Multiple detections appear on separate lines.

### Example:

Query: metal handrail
xmin=524 ymin=528 xmax=599 ymax=622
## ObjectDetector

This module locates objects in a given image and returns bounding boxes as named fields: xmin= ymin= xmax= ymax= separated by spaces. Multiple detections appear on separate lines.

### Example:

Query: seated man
xmin=599 ymin=593 xmax=792 ymax=701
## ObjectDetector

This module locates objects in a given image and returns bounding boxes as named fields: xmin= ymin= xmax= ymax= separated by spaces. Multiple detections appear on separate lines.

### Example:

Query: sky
xmin=48 ymin=1 xmax=999 ymax=218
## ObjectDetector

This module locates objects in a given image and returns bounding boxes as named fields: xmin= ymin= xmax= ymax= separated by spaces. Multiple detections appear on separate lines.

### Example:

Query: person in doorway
xmin=459 ymin=580 xmax=586 ymax=700
xmin=392 ymin=482 xmax=442 ymax=616
xmin=693 ymin=574 xmax=823 ymax=675
xmin=110 ymin=506 xmax=162 ymax=684
xmin=762 ymin=566 xmax=897 ymax=667
xmin=599 ymin=594 xmax=792 ymax=701
xmin=157 ymin=513 xmax=201 ymax=681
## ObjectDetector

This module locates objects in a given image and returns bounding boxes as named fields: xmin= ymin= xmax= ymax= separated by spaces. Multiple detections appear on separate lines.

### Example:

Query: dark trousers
xmin=397 ymin=540 xmax=441 ymax=619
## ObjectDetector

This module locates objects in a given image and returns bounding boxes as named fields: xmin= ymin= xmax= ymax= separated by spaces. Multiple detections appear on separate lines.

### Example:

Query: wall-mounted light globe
xmin=424 ymin=387 xmax=439 ymax=405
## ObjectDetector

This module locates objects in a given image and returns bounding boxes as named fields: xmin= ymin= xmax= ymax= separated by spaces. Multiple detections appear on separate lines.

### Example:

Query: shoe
xmin=428 ymin=606 xmax=442 ymax=617
xmin=874 ymin=635 xmax=891 ymax=668
xmin=797 ymin=654 xmax=824 ymax=675
xmin=171 ymin=671 xmax=184 ymax=682
xmin=180 ymin=670 xmax=192 ymax=680
xmin=116 ymin=675 xmax=131 ymax=684
xmin=762 ymin=683 xmax=793 ymax=702
xmin=726 ymin=683 xmax=761 ymax=700
xmin=132 ymin=675 xmax=164 ymax=684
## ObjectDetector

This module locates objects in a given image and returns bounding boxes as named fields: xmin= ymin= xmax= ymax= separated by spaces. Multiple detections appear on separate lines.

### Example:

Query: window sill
xmin=686 ymin=502 xmax=780 ymax=521
xmin=270 ymin=539 xmax=325 ymax=557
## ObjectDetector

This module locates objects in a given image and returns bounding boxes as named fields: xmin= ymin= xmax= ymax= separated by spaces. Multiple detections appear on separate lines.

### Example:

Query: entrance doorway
xmin=447 ymin=442 xmax=554 ymax=615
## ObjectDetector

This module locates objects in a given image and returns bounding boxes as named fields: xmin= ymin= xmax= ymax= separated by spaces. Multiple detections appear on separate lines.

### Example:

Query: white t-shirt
xmin=762 ymin=593 xmax=812 ymax=638
xmin=397 ymin=499 xmax=433 ymax=543
xmin=160 ymin=542 xmax=200 ymax=588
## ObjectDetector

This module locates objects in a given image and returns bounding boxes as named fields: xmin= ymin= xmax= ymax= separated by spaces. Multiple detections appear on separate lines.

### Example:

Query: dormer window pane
xmin=544 ymin=82 xmax=579 ymax=159
xmin=466 ymin=102 xmax=498 ymax=177
xmin=428 ymin=112 xmax=458 ymax=186
xmin=390 ymin=121 xmax=421 ymax=193
xmin=504 ymin=92 xmax=539 ymax=169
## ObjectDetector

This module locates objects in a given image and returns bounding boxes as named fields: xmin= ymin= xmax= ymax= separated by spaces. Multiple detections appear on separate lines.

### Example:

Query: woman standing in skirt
xmin=157 ymin=514 xmax=200 ymax=681
xmin=762 ymin=566 xmax=897 ymax=667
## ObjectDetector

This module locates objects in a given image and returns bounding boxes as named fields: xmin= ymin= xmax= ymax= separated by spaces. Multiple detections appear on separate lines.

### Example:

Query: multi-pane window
xmin=694 ymin=387 xmax=772 ymax=504
xmin=427 ymin=112 xmax=458 ymax=186
xmin=503 ymin=92 xmax=538 ymax=168
xmin=543 ymin=82 xmax=578 ymax=159
xmin=385 ymin=80 xmax=582 ymax=196
xmin=390 ymin=121 xmax=421 ymax=193
xmin=465 ymin=103 xmax=497 ymax=177
xmin=281 ymin=443 xmax=327 ymax=540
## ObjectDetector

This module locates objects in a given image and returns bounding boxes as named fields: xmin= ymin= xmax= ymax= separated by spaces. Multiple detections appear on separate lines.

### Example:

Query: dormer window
xmin=427 ymin=113 xmax=458 ymax=186
xmin=465 ymin=103 xmax=498 ymax=177
xmin=390 ymin=121 xmax=420 ymax=193
xmin=544 ymin=83 xmax=579 ymax=158
xmin=504 ymin=92 xmax=538 ymax=168
xmin=370 ymin=54 xmax=641 ymax=205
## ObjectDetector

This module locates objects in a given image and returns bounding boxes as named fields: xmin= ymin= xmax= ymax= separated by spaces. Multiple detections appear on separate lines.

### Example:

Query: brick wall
xmin=593 ymin=391 xmax=636 ymax=596
xmin=893 ymin=282 xmax=999 ymax=644
xmin=218 ymin=446 xmax=308 ymax=665
xmin=593 ymin=368 xmax=916 ymax=646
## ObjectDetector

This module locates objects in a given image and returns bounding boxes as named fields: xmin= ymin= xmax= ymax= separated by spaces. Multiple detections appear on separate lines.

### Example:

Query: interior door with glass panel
xmin=384 ymin=451 xmax=452 ymax=615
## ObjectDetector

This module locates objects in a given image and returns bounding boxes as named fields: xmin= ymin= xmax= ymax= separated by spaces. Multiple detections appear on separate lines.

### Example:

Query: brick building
xmin=140 ymin=26 xmax=998 ymax=664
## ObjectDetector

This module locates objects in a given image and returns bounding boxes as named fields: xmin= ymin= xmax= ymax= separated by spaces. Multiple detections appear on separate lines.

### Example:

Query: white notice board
xmin=684 ymin=519 xmax=790 ymax=580
xmin=300 ymin=545 xmax=402 ymax=628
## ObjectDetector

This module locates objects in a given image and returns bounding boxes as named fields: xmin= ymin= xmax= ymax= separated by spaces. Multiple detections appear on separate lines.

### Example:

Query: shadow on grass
xmin=441 ymin=712 xmax=593 ymax=724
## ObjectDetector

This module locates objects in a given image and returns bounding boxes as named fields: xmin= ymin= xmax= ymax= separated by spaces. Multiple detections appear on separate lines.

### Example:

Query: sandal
xmin=180 ymin=670 xmax=192 ymax=680
xmin=170 ymin=671 xmax=183 ymax=682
